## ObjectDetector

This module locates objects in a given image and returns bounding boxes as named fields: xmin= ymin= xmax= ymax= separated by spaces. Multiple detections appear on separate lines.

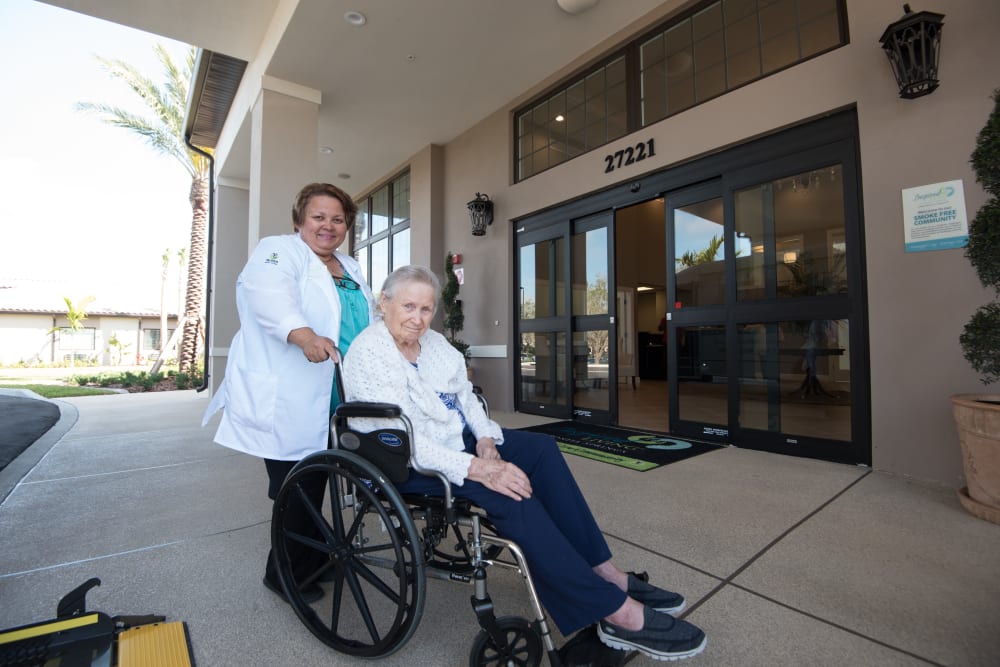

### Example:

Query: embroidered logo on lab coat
xmin=265 ymin=252 xmax=279 ymax=265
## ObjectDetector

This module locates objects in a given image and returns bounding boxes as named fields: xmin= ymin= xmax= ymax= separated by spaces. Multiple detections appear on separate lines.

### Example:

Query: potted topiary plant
xmin=442 ymin=252 xmax=471 ymax=368
xmin=952 ymin=88 xmax=1000 ymax=524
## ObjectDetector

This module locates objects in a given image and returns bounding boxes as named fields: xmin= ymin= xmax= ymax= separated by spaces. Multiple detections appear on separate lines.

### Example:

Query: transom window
xmin=353 ymin=171 xmax=411 ymax=296
xmin=514 ymin=0 xmax=846 ymax=182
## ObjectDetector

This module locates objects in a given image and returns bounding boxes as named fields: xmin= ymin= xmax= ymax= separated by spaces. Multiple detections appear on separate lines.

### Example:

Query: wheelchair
xmin=269 ymin=364 xmax=560 ymax=666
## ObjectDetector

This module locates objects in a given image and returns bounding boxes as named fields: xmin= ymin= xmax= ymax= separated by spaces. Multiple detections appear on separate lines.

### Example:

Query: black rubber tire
xmin=469 ymin=616 xmax=543 ymax=667
xmin=272 ymin=449 xmax=426 ymax=658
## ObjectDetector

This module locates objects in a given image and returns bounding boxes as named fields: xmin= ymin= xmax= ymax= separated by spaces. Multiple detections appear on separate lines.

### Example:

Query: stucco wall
xmin=418 ymin=0 xmax=999 ymax=486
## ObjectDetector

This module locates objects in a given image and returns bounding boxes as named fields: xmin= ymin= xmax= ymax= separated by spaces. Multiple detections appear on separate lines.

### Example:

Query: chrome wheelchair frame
xmin=269 ymin=358 xmax=561 ymax=666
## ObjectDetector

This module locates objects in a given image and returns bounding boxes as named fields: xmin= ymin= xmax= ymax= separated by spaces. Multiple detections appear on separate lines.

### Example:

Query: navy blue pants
xmin=395 ymin=428 xmax=627 ymax=634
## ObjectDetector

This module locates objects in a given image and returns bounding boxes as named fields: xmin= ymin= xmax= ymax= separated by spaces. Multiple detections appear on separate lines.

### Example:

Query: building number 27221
xmin=604 ymin=138 xmax=656 ymax=174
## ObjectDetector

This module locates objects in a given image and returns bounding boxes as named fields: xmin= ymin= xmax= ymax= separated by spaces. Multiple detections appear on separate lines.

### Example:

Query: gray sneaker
xmin=628 ymin=573 xmax=686 ymax=614
xmin=598 ymin=605 xmax=706 ymax=661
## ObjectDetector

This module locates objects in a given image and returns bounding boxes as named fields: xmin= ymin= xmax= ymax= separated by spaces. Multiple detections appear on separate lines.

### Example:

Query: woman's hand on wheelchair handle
xmin=468 ymin=457 xmax=532 ymax=501
xmin=288 ymin=327 xmax=336 ymax=363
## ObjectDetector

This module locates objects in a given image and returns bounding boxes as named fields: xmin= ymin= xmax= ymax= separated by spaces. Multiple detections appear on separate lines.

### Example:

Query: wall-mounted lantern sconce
xmin=468 ymin=193 xmax=493 ymax=236
xmin=879 ymin=4 xmax=945 ymax=99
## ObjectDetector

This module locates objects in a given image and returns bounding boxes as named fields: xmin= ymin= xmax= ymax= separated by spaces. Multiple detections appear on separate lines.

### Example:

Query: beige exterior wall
xmin=372 ymin=0 xmax=998 ymax=487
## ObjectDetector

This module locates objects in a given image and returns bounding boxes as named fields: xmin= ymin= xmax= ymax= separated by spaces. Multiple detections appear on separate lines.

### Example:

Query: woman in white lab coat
xmin=203 ymin=182 xmax=375 ymax=603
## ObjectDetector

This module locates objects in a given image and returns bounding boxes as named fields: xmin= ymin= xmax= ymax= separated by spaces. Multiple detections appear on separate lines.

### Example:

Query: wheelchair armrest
xmin=334 ymin=401 xmax=402 ymax=419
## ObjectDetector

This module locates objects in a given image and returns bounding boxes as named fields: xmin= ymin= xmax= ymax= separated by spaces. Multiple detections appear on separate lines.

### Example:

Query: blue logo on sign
xmin=378 ymin=432 xmax=403 ymax=447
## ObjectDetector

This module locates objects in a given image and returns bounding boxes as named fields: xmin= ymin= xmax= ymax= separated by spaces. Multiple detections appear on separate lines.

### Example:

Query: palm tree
xmin=56 ymin=296 xmax=95 ymax=367
xmin=677 ymin=235 xmax=725 ymax=268
xmin=76 ymin=44 xmax=209 ymax=374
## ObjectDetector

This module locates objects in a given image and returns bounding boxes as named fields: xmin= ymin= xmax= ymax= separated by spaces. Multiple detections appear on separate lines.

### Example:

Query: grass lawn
xmin=0 ymin=384 xmax=117 ymax=398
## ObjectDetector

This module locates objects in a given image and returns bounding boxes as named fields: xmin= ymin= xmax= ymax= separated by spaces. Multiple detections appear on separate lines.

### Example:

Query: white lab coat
xmin=202 ymin=233 xmax=375 ymax=461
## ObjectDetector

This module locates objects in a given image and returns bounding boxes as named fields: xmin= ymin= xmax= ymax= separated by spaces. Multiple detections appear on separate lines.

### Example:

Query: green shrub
xmin=962 ymin=88 xmax=1000 ymax=386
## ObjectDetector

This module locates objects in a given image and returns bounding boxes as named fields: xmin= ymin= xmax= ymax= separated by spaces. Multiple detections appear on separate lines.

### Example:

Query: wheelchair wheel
xmin=469 ymin=616 xmax=543 ymax=667
xmin=272 ymin=449 xmax=426 ymax=658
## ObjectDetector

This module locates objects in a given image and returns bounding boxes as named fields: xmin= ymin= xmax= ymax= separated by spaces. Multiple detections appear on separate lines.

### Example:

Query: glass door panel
xmin=517 ymin=227 xmax=571 ymax=418
xmin=736 ymin=165 xmax=847 ymax=300
xmin=520 ymin=331 xmax=567 ymax=405
xmin=738 ymin=318 xmax=851 ymax=442
xmin=676 ymin=324 xmax=728 ymax=433
xmin=519 ymin=239 xmax=567 ymax=319
xmin=572 ymin=217 xmax=613 ymax=422
xmin=674 ymin=197 xmax=725 ymax=307
xmin=572 ymin=331 xmax=609 ymax=417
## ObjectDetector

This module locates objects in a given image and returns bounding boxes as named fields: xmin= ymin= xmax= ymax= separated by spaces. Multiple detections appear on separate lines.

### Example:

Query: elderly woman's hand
xmin=475 ymin=437 xmax=501 ymax=460
xmin=468 ymin=457 xmax=532 ymax=501
xmin=287 ymin=327 xmax=337 ymax=363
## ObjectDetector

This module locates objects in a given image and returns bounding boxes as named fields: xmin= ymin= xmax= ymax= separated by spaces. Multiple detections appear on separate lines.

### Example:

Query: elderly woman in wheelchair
xmin=269 ymin=265 xmax=706 ymax=665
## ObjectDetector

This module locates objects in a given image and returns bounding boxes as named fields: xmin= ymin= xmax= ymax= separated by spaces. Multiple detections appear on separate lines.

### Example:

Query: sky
xmin=0 ymin=0 xmax=194 ymax=312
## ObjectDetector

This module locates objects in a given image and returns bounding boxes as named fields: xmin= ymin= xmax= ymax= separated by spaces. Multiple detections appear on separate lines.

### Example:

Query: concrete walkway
xmin=1 ymin=390 xmax=998 ymax=666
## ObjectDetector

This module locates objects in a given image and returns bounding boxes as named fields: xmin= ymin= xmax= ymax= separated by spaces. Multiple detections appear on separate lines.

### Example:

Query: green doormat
xmin=520 ymin=421 xmax=722 ymax=471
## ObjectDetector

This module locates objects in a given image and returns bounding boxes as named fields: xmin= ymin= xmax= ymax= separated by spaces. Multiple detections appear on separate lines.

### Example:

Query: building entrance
xmin=514 ymin=110 xmax=870 ymax=466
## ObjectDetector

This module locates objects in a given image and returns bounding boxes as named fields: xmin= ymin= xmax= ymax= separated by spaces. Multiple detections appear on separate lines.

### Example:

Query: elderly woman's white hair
xmin=380 ymin=265 xmax=441 ymax=313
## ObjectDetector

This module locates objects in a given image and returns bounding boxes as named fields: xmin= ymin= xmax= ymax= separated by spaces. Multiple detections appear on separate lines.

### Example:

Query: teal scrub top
xmin=330 ymin=277 xmax=370 ymax=412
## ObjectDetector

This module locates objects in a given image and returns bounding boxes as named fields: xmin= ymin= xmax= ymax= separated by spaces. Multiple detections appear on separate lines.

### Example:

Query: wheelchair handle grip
xmin=334 ymin=402 xmax=402 ymax=419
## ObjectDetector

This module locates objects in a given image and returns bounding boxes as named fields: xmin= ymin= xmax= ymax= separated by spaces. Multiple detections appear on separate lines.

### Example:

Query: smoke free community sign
xmin=901 ymin=180 xmax=969 ymax=253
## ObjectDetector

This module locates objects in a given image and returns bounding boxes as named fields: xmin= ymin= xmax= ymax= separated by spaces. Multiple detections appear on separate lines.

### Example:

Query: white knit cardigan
xmin=341 ymin=320 xmax=503 ymax=485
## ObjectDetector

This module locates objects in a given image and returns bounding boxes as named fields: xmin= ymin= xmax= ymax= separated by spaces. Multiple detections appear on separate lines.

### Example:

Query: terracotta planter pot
xmin=951 ymin=394 xmax=1000 ymax=524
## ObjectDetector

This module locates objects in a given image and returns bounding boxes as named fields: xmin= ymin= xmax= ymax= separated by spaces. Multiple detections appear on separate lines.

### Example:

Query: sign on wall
xmin=901 ymin=180 xmax=969 ymax=252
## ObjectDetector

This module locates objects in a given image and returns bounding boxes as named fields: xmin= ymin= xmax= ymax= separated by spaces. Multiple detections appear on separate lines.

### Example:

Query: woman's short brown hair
xmin=291 ymin=182 xmax=358 ymax=231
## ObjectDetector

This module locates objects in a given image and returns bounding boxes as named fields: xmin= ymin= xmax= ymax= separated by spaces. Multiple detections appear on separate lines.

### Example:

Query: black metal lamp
xmin=879 ymin=4 xmax=945 ymax=100
xmin=467 ymin=193 xmax=493 ymax=236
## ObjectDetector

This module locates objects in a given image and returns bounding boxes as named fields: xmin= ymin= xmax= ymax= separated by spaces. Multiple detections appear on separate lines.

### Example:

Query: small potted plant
xmin=952 ymin=88 xmax=1000 ymax=524
xmin=442 ymin=253 xmax=471 ymax=371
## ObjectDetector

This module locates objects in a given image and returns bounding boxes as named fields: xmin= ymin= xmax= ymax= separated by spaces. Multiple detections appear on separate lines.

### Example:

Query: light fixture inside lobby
xmin=319 ymin=146 xmax=334 ymax=155
xmin=556 ymin=0 xmax=599 ymax=15
xmin=344 ymin=10 xmax=367 ymax=26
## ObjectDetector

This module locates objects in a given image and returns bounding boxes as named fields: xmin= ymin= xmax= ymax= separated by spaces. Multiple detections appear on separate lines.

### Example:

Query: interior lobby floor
xmin=1 ymin=390 xmax=998 ymax=666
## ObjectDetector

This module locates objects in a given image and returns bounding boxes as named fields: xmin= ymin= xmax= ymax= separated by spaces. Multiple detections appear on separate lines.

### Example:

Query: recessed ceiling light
xmin=556 ymin=0 xmax=599 ymax=15
xmin=555 ymin=114 xmax=565 ymax=122
xmin=319 ymin=146 xmax=334 ymax=154
xmin=344 ymin=10 xmax=367 ymax=26
xmin=337 ymin=173 xmax=351 ymax=180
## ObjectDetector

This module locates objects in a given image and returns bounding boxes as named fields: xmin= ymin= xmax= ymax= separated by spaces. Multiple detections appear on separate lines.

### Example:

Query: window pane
xmin=392 ymin=173 xmax=409 ymax=224
xmin=735 ymin=165 xmax=847 ymax=301
xmin=143 ymin=328 xmax=174 ymax=350
xmin=800 ymin=11 xmax=840 ymax=57
xmin=59 ymin=327 xmax=95 ymax=351
xmin=354 ymin=245 xmax=368 ymax=286
xmin=392 ymin=228 xmax=410 ymax=270
xmin=370 ymin=238 xmax=389 ymax=297
xmin=762 ymin=31 xmax=799 ymax=72
xmin=674 ymin=197 xmax=726 ymax=307
xmin=354 ymin=201 xmax=369 ymax=243
xmin=371 ymin=186 xmax=389 ymax=236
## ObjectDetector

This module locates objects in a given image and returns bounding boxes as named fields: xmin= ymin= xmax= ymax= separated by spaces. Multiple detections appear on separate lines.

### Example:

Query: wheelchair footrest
xmin=117 ymin=621 xmax=194 ymax=667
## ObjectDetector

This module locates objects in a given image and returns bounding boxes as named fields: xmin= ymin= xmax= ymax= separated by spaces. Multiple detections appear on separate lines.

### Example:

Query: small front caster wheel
xmin=469 ymin=616 xmax=542 ymax=667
